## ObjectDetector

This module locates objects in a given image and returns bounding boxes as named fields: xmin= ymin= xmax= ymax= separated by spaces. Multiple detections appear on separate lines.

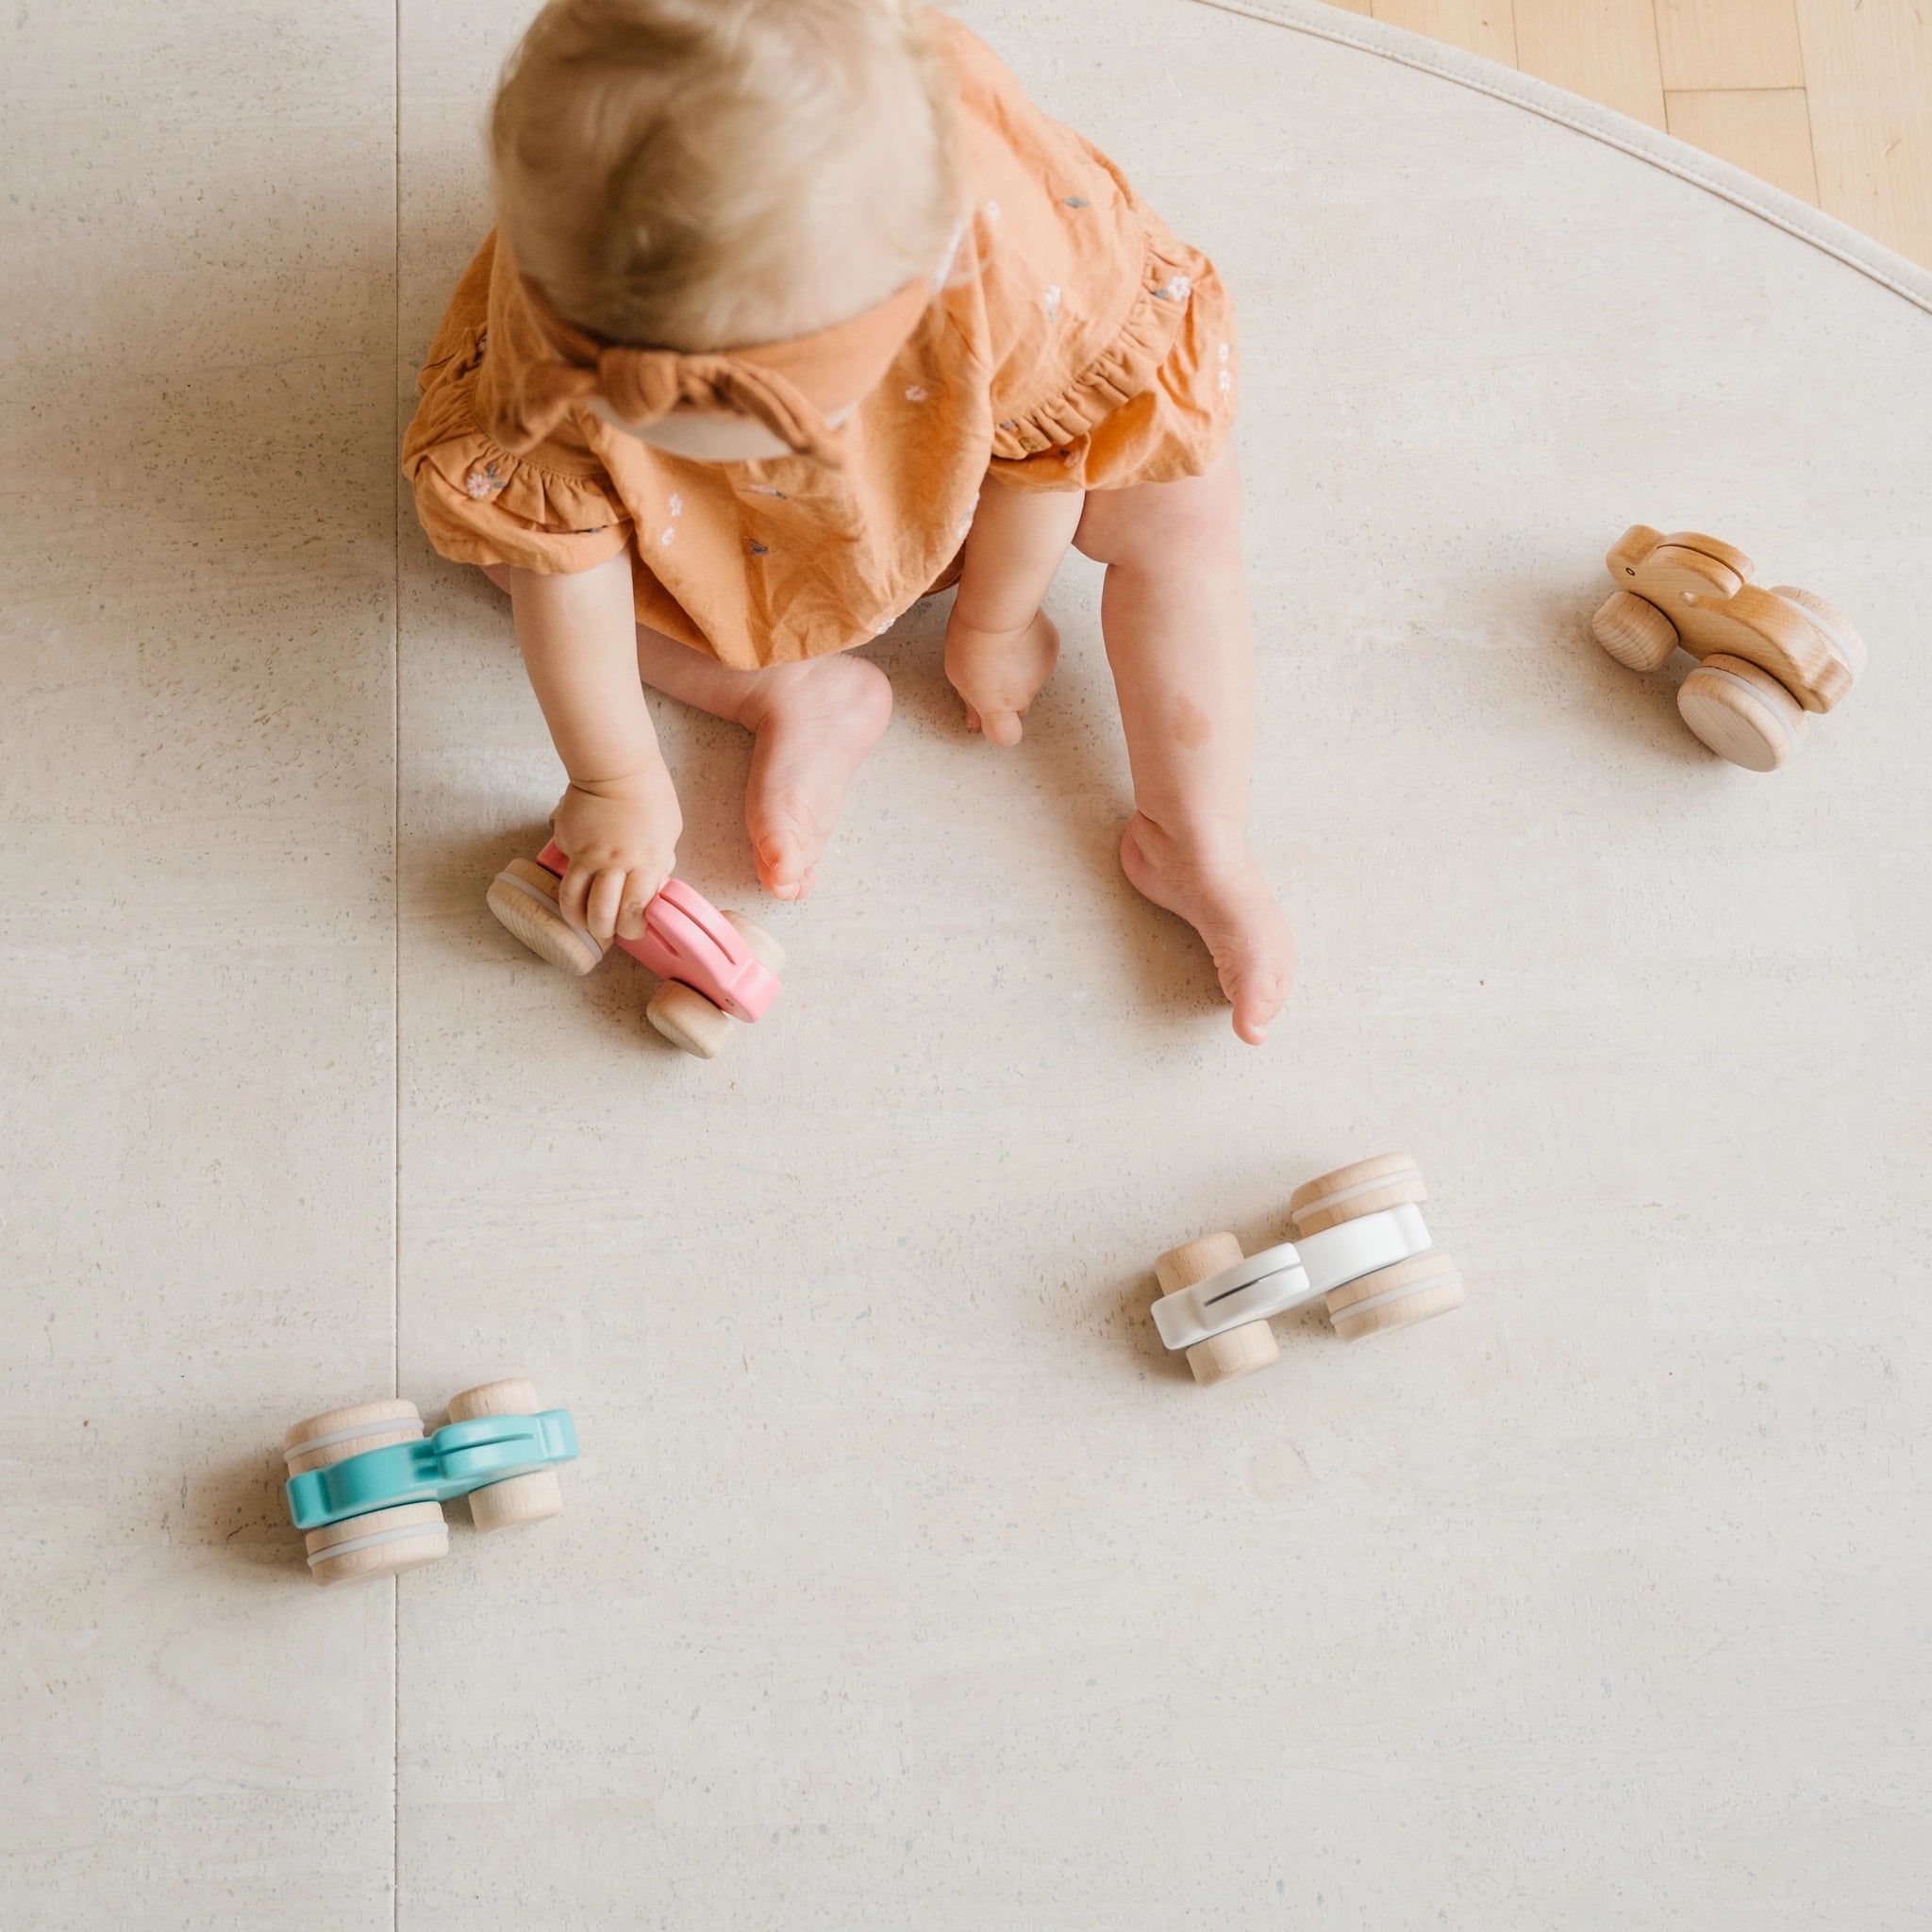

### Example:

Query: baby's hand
xmin=552 ymin=771 xmax=683 ymax=941
xmin=943 ymin=608 xmax=1061 ymax=747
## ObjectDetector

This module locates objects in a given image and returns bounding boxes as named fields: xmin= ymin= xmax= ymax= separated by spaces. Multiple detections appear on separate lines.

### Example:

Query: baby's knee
xmin=1074 ymin=464 xmax=1236 ymax=569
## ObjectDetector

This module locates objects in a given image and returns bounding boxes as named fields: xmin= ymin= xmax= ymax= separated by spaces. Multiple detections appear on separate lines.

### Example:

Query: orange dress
xmin=402 ymin=13 xmax=1237 ymax=670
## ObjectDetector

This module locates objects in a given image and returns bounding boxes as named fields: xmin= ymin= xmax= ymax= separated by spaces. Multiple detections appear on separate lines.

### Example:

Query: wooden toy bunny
xmin=1591 ymin=526 xmax=1865 ymax=772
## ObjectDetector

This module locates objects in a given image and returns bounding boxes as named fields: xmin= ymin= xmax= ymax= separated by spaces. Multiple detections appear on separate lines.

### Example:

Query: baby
xmin=404 ymin=0 xmax=1294 ymax=1041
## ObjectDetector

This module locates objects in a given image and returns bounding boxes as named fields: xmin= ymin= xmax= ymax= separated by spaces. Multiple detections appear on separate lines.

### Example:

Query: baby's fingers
xmin=580 ymin=865 xmax=625 ymax=941
xmin=614 ymin=866 xmax=667 ymax=942
xmin=557 ymin=858 xmax=617 ymax=936
xmin=557 ymin=859 xmax=592 ymax=930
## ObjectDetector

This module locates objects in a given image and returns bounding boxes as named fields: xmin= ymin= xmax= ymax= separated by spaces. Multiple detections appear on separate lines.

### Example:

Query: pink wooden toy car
xmin=487 ymin=840 xmax=783 ymax=1058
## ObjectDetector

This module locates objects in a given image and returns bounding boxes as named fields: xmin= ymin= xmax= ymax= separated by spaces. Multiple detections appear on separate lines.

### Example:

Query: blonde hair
xmin=491 ymin=0 xmax=958 ymax=351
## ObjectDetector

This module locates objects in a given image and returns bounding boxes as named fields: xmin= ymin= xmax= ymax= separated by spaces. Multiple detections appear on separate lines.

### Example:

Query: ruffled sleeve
xmin=402 ymin=237 xmax=633 ymax=574
xmin=937 ymin=15 xmax=1239 ymax=494
xmin=984 ymin=221 xmax=1187 ymax=457
xmin=988 ymin=223 xmax=1236 ymax=493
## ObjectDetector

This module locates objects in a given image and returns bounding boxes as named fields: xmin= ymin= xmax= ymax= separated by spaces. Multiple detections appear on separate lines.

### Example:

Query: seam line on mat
xmin=391 ymin=0 xmax=404 ymax=1925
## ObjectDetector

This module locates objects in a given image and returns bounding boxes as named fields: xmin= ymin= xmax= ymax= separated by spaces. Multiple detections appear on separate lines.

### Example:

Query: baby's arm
xmin=497 ymin=549 xmax=683 ymax=941
xmin=944 ymin=477 xmax=1084 ymax=745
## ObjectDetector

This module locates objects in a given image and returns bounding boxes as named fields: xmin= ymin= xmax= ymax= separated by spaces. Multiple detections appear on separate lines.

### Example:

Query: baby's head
xmin=492 ymin=0 xmax=958 ymax=362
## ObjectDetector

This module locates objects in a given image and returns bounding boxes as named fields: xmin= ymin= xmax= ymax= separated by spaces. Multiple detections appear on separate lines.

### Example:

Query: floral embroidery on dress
xmin=464 ymin=462 xmax=507 ymax=499
xmin=1152 ymin=273 xmax=1191 ymax=303
xmin=748 ymin=540 xmax=769 ymax=557
xmin=1217 ymin=340 xmax=1233 ymax=394
xmin=985 ymin=198 xmax=1001 ymax=222
xmin=1043 ymin=284 xmax=1061 ymax=323
xmin=669 ymin=492 xmax=683 ymax=516
xmin=658 ymin=526 xmax=675 ymax=547
xmin=1061 ymin=196 xmax=1089 ymax=208
xmin=744 ymin=483 xmax=786 ymax=500
xmin=905 ymin=384 xmax=930 ymax=402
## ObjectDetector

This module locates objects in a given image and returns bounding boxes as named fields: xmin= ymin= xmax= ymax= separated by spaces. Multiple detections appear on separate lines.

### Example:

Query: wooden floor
xmin=1327 ymin=0 xmax=1932 ymax=268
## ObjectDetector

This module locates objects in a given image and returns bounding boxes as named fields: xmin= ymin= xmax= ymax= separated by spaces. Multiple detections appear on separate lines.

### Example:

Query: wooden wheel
xmin=646 ymin=979 xmax=733 ymax=1058
xmin=447 ymin=1378 xmax=563 ymax=1533
xmin=1288 ymin=1153 xmax=1426 ymax=1238
xmin=487 ymin=857 xmax=607 ymax=975
xmin=305 ymin=1500 xmax=449 ymax=1587
xmin=284 ymin=1398 xmax=425 ymax=1476
xmin=724 ymin=911 xmax=786 ymax=974
xmin=1768 ymin=585 xmax=1867 ymax=682
xmin=284 ymin=1399 xmax=450 ymax=1587
xmin=1677 ymin=654 xmax=1807 ymax=772
xmin=1154 ymin=1232 xmax=1279 ymax=1387
xmin=1591 ymin=591 xmax=1679 ymax=674
xmin=1289 ymin=1155 xmax=1468 ymax=1342
xmin=1325 ymin=1253 xmax=1464 ymax=1342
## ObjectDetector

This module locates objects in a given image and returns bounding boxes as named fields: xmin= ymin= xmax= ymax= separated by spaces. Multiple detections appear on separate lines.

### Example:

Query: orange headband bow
xmin=490 ymin=263 xmax=934 ymax=468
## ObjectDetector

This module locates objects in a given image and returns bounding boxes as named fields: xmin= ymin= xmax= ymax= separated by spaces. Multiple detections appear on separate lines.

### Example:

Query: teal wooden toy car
xmin=281 ymin=1378 xmax=578 ymax=1586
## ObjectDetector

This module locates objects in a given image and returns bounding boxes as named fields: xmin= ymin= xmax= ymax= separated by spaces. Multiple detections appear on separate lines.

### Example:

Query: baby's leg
xmin=630 ymin=628 xmax=891 ymax=903
xmin=1072 ymin=448 xmax=1293 ymax=1043
xmin=944 ymin=477 xmax=1085 ymax=745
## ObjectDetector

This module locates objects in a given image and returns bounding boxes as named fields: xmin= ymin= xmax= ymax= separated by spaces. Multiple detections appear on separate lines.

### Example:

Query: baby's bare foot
xmin=1120 ymin=813 xmax=1295 ymax=1044
xmin=944 ymin=609 xmax=1060 ymax=746
xmin=739 ymin=654 xmax=892 ymax=901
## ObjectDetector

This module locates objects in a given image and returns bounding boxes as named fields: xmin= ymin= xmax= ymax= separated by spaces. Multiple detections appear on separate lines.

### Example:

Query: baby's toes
xmin=1220 ymin=924 xmax=1295 ymax=1044
xmin=752 ymin=816 xmax=816 ymax=901
xmin=1227 ymin=964 xmax=1288 ymax=1044
xmin=980 ymin=708 xmax=1024 ymax=747
xmin=758 ymin=855 xmax=808 ymax=902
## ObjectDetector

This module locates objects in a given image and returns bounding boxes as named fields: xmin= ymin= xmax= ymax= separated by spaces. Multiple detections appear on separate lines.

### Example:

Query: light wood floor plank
xmin=1665 ymin=87 xmax=1820 ymax=203
xmin=1794 ymin=0 xmax=1932 ymax=267
xmin=1656 ymin=0 xmax=1805 ymax=92
xmin=1374 ymin=0 xmax=1517 ymax=65
xmin=1513 ymin=0 xmax=1667 ymax=128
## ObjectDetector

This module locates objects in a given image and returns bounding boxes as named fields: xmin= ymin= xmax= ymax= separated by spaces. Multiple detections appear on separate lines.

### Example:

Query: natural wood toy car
xmin=1150 ymin=1154 xmax=1465 ymax=1387
xmin=282 ymin=1378 xmax=577 ymax=1587
xmin=1591 ymin=525 xmax=1865 ymax=772
xmin=487 ymin=839 xmax=784 ymax=1058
